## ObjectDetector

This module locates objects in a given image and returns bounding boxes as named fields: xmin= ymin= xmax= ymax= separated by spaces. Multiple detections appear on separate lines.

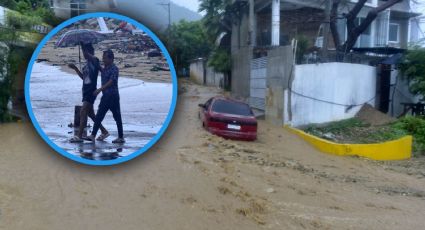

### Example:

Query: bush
xmin=6 ymin=10 xmax=43 ymax=31
xmin=208 ymin=48 xmax=231 ymax=73
xmin=399 ymin=48 xmax=425 ymax=98
xmin=392 ymin=116 xmax=425 ymax=155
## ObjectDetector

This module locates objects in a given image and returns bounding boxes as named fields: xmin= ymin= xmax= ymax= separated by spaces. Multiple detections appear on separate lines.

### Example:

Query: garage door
xmin=249 ymin=57 xmax=267 ymax=111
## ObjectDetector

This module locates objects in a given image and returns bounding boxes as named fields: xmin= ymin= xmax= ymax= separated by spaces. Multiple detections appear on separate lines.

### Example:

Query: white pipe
xmin=271 ymin=0 xmax=280 ymax=46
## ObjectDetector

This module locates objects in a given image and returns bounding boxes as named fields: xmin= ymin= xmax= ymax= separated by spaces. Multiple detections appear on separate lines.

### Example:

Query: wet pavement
xmin=29 ymin=63 xmax=173 ymax=160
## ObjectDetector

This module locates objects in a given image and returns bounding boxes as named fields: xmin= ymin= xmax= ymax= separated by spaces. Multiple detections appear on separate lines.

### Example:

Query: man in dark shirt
xmin=68 ymin=43 xmax=109 ymax=143
xmin=87 ymin=49 xmax=125 ymax=143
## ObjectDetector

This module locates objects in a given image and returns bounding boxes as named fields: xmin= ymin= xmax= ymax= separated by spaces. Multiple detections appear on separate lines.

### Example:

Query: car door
xmin=201 ymin=98 xmax=213 ymax=125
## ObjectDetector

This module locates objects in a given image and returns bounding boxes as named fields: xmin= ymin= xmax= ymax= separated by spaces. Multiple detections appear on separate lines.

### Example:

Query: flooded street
xmin=0 ymin=80 xmax=424 ymax=229
xmin=29 ymin=63 xmax=172 ymax=159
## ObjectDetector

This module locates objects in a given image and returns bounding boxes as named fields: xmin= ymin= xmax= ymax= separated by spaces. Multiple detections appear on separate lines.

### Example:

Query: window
xmin=388 ymin=23 xmax=400 ymax=43
xmin=354 ymin=17 xmax=372 ymax=47
xmin=70 ymin=0 xmax=86 ymax=17
xmin=212 ymin=100 xmax=253 ymax=116
xmin=350 ymin=0 xmax=377 ymax=7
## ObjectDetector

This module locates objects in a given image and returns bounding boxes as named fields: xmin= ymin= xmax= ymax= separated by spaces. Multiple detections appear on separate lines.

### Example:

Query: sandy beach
xmin=0 ymin=80 xmax=424 ymax=229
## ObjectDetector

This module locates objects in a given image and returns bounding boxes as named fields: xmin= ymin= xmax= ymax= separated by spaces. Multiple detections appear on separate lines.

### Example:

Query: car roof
xmin=211 ymin=96 xmax=248 ymax=106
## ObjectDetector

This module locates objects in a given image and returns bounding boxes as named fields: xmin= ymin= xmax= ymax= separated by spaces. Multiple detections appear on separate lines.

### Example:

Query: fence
xmin=189 ymin=58 xmax=224 ymax=88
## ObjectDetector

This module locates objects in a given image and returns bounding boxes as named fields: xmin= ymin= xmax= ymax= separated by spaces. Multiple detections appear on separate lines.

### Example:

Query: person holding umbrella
xmin=68 ymin=43 xmax=109 ymax=143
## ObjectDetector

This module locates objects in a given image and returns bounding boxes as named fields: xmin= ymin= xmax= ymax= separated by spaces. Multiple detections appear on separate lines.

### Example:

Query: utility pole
xmin=322 ymin=0 xmax=332 ymax=60
xmin=158 ymin=1 xmax=171 ymax=42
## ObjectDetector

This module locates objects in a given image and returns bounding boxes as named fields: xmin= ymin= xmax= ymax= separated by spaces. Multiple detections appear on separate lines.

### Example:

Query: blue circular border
xmin=25 ymin=12 xmax=178 ymax=166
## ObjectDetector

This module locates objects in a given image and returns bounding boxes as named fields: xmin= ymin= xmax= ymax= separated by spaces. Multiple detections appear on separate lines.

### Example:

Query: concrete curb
xmin=285 ymin=126 xmax=412 ymax=161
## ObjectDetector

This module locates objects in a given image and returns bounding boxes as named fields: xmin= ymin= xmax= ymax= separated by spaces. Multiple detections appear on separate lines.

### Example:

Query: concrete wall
xmin=286 ymin=63 xmax=377 ymax=127
xmin=189 ymin=59 xmax=205 ymax=85
xmin=232 ymin=47 xmax=253 ymax=98
xmin=205 ymin=67 xmax=224 ymax=87
xmin=265 ymin=46 xmax=293 ymax=125
xmin=190 ymin=59 xmax=224 ymax=87
xmin=389 ymin=70 xmax=421 ymax=117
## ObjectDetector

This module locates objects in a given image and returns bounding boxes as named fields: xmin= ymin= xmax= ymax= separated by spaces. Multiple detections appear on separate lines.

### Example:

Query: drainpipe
xmin=249 ymin=0 xmax=256 ymax=46
xmin=271 ymin=0 xmax=280 ymax=46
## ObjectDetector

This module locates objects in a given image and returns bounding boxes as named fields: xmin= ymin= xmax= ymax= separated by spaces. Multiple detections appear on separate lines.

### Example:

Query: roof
xmin=352 ymin=47 xmax=406 ymax=55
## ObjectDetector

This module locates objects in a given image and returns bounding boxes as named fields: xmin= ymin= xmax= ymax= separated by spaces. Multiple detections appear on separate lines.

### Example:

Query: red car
xmin=198 ymin=97 xmax=257 ymax=141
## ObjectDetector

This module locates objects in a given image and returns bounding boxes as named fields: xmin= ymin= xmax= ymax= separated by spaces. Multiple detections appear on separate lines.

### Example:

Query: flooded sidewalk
xmin=29 ymin=63 xmax=172 ymax=160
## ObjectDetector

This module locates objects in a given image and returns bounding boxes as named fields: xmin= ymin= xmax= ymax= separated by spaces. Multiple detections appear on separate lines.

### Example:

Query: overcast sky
xmin=171 ymin=0 xmax=200 ymax=13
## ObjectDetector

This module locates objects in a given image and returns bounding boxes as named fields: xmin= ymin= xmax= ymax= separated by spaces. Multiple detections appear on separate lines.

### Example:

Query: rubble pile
xmin=99 ymin=34 xmax=162 ymax=55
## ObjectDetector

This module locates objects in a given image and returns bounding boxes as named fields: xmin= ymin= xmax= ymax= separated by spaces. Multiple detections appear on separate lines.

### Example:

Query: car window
xmin=211 ymin=99 xmax=253 ymax=116
xmin=204 ymin=98 xmax=213 ymax=109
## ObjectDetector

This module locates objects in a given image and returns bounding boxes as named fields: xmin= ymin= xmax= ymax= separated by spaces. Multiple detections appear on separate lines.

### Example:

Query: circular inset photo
xmin=25 ymin=13 xmax=177 ymax=165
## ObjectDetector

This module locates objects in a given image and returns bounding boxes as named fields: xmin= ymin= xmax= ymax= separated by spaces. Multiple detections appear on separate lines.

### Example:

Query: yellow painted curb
xmin=285 ymin=126 xmax=412 ymax=161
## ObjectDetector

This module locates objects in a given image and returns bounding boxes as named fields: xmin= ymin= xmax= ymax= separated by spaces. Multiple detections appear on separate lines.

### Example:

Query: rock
xmin=266 ymin=188 xmax=275 ymax=193
xmin=323 ymin=132 xmax=335 ymax=140
xmin=124 ymin=63 xmax=137 ymax=68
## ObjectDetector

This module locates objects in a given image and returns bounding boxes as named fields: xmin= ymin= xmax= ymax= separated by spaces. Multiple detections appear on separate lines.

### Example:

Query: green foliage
xmin=399 ymin=48 xmax=425 ymax=98
xmin=1 ymin=0 xmax=60 ymax=26
xmin=33 ymin=7 xmax=61 ymax=26
xmin=295 ymin=35 xmax=309 ymax=64
xmin=0 ymin=0 xmax=17 ymax=9
xmin=208 ymin=48 xmax=231 ymax=73
xmin=167 ymin=20 xmax=212 ymax=71
xmin=304 ymin=118 xmax=368 ymax=136
xmin=199 ymin=0 xmax=235 ymax=43
xmin=6 ymin=10 xmax=42 ymax=31
xmin=0 ymin=46 xmax=12 ymax=122
xmin=392 ymin=116 xmax=425 ymax=155
xmin=15 ymin=0 xmax=30 ymax=13
xmin=304 ymin=116 xmax=425 ymax=157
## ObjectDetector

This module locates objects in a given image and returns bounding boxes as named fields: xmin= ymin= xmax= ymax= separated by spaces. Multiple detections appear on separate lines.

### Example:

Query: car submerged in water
xmin=198 ymin=97 xmax=257 ymax=141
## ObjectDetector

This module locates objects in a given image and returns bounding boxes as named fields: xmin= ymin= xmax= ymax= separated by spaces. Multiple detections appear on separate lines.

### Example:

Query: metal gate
xmin=249 ymin=57 xmax=267 ymax=111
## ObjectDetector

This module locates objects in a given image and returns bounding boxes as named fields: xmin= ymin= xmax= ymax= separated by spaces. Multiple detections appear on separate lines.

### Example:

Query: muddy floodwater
xmin=29 ymin=63 xmax=173 ymax=160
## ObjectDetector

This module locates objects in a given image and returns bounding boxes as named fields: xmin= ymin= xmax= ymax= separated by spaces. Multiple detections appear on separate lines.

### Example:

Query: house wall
xmin=389 ymin=18 xmax=409 ymax=48
xmin=232 ymin=47 xmax=253 ymax=98
xmin=190 ymin=59 xmax=224 ymax=87
xmin=53 ymin=0 xmax=111 ymax=19
xmin=205 ymin=67 xmax=224 ymax=87
xmin=229 ymin=4 xmax=254 ymax=97
xmin=286 ymin=63 xmax=376 ymax=127
xmin=189 ymin=59 xmax=205 ymax=85
xmin=265 ymin=46 xmax=293 ymax=125
xmin=389 ymin=69 xmax=421 ymax=117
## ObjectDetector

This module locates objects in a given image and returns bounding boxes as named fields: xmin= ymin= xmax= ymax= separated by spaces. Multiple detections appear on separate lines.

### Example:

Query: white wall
xmin=189 ymin=59 xmax=204 ymax=85
xmin=190 ymin=59 xmax=224 ymax=87
xmin=286 ymin=63 xmax=377 ymax=127
xmin=0 ymin=6 xmax=5 ymax=26
xmin=206 ymin=67 xmax=224 ymax=87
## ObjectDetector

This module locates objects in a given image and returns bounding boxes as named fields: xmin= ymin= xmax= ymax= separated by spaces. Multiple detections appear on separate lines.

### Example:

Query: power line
xmin=289 ymin=89 xmax=376 ymax=107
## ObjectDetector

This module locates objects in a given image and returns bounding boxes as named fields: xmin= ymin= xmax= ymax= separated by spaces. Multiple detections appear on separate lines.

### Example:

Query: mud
xmin=0 ymin=80 xmax=424 ymax=229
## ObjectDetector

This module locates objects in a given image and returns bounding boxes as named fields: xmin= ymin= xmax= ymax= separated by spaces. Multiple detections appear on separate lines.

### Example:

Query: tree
xmin=0 ymin=0 xmax=17 ymax=9
xmin=400 ymin=47 xmax=425 ymax=98
xmin=330 ymin=0 xmax=404 ymax=53
xmin=199 ymin=0 xmax=239 ymax=89
xmin=198 ymin=0 xmax=233 ymax=43
xmin=166 ymin=20 xmax=212 ymax=73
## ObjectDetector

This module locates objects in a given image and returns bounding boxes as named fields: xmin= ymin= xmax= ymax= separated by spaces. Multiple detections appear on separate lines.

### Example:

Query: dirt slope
xmin=0 ymin=80 xmax=424 ymax=229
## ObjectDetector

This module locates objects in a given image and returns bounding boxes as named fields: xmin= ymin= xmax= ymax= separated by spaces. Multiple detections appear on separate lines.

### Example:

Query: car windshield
xmin=212 ymin=99 xmax=253 ymax=116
